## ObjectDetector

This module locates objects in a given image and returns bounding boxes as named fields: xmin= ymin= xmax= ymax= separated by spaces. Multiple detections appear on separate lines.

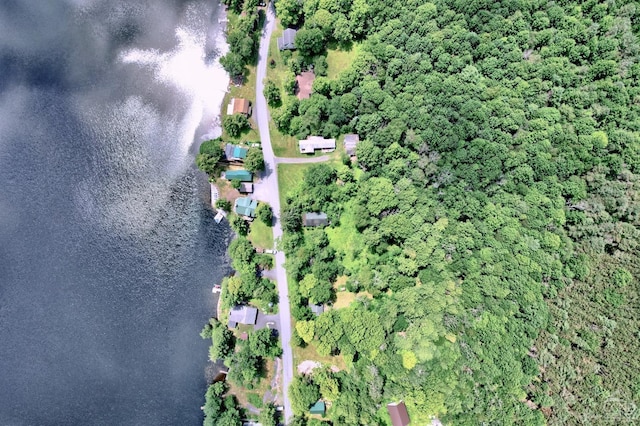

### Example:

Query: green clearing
xmin=292 ymin=339 xmax=346 ymax=372
xmin=276 ymin=163 xmax=310 ymax=206
xmin=248 ymin=219 xmax=274 ymax=250
xmin=326 ymin=42 xmax=361 ymax=80
xmin=325 ymin=200 xmax=366 ymax=273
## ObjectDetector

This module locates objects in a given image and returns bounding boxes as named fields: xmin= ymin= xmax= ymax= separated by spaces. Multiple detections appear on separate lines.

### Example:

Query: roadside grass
xmin=277 ymin=163 xmax=310 ymax=206
xmin=248 ymin=219 xmax=274 ymax=249
xmin=326 ymin=42 xmax=361 ymax=79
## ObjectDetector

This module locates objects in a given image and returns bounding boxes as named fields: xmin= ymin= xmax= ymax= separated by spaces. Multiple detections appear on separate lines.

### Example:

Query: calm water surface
xmin=0 ymin=0 xmax=231 ymax=424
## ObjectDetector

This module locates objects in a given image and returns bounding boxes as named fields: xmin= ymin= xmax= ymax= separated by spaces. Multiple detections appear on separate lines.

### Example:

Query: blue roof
xmin=225 ymin=170 xmax=252 ymax=182
xmin=234 ymin=197 xmax=258 ymax=217
xmin=309 ymin=401 xmax=325 ymax=415
xmin=233 ymin=146 xmax=248 ymax=159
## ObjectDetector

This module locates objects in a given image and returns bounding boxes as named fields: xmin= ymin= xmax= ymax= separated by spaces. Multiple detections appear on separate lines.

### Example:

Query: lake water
xmin=0 ymin=0 xmax=231 ymax=424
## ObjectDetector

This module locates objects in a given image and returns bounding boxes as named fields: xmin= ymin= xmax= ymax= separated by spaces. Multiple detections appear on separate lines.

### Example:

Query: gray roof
xmin=303 ymin=212 xmax=329 ymax=227
xmin=277 ymin=28 xmax=297 ymax=50
xmin=299 ymin=136 xmax=336 ymax=154
xmin=229 ymin=305 xmax=258 ymax=325
xmin=344 ymin=134 xmax=360 ymax=155
xmin=309 ymin=303 xmax=324 ymax=316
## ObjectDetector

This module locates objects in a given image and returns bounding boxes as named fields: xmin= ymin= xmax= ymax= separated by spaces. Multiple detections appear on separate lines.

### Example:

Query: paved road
xmin=254 ymin=3 xmax=294 ymax=422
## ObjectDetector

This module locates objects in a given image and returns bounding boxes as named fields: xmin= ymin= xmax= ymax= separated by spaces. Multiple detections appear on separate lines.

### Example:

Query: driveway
xmin=254 ymin=3 xmax=294 ymax=422
xmin=275 ymin=155 xmax=332 ymax=164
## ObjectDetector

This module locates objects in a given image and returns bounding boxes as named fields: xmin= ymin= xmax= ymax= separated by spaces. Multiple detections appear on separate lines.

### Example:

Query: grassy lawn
xmin=248 ymin=219 xmax=274 ymax=249
xmin=221 ymin=64 xmax=261 ymax=144
xmin=265 ymin=20 xmax=304 ymax=157
xmin=277 ymin=163 xmax=310 ymax=206
xmin=326 ymin=42 xmax=361 ymax=80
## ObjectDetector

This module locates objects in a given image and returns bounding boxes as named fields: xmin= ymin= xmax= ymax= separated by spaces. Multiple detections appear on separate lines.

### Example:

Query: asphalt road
xmin=253 ymin=3 xmax=294 ymax=422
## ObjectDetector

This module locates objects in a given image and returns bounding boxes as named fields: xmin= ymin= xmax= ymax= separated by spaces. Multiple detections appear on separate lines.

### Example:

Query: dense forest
xmin=271 ymin=0 xmax=640 ymax=424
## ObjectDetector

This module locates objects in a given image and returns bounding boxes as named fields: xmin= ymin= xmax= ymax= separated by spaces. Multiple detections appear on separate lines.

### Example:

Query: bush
xmin=264 ymin=80 xmax=281 ymax=107
xmin=216 ymin=198 xmax=232 ymax=212
xmin=224 ymin=113 xmax=249 ymax=137
xmin=256 ymin=203 xmax=273 ymax=226
xmin=230 ymin=214 xmax=249 ymax=236
xmin=245 ymin=147 xmax=265 ymax=173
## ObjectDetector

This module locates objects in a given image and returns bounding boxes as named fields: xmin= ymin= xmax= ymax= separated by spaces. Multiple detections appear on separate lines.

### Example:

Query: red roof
xmin=387 ymin=401 xmax=410 ymax=426
xmin=232 ymin=98 xmax=251 ymax=115
xmin=296 ymin=72 xmax=315 ymax=100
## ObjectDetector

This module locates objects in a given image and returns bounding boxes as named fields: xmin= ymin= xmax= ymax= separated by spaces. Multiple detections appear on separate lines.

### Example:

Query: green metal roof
xmin=234 ymin=197 xmax=258 ymax=217
xmin=309 ymin=401 xmax=325 ymax=415
xmin=225 ymin=170 xmax=252 ymax=182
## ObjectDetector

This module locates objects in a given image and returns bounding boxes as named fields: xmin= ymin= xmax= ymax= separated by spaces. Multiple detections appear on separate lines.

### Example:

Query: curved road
xmin=254 ymin=3 xmax=294 ymax=422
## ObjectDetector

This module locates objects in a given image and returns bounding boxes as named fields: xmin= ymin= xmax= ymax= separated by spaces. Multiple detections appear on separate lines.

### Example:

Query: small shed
xmin=387 ymin=401 xmax=410 ymax=426
xmin=234 ymin=197 xmax=258 ymax=217
xmin=228 ymin=305 xmax=258 ymax=328
xmin=309 ymin=303 xmax=324 ymax=316
xmin=225 ymin=143 xmax=248 ymax=161
xmin=277 ymin=28 xmax=297 ymax=50
xmin=303 ymin=212 xmax=329 ymax=227
xmin=309 ymin=401 xmax=326 ymax=416
xmin=239 ymin=182 xmax=254 ymax=193
xmin=343 ymin=134 xmax=360 ymax=156
xmin=296 ymin=71 xmax=315 ymax=100
xmin=299 ymin=136 xmax=336 ymax=154
xmin=228 ymin=98 xmax=252 ymax=116
xmin=224 ymin=170 xmax=253 ymax=182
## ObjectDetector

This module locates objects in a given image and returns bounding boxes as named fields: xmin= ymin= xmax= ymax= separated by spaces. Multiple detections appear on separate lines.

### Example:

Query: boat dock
xmin=210 ymin=183 xmax=219 ymax=207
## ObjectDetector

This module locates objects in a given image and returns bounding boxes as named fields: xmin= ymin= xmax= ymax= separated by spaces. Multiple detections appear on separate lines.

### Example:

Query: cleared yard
xmin=248 ymin=218 xmax=274 ymax=249
xmin=326 ymin=42 xmax=361 ymax=79
xmin=277 ymin=163 xmax=310 ymax=206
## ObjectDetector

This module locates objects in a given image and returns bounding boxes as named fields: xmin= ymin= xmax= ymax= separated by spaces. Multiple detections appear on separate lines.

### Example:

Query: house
xmin=296 ymin=71 xmax=315 ymax=100
xmin=224 ymin=170 xmax=253 ymax=182
xmin=309 ymin=401 xmax=326 ymax=416
xmin=299 ymin=136 xmax=336 ymax=154
xmin=225 ymin=143 xmax=248 ymax=161
xmin=234 ymin=197 xmax=258 ymax=218
xmin=227 ymin=98 xmax=252 ymax=116
xmin=277 ymin=28 xmax=297 ymax=50
xmin=309 ymin=303 xmax=324 ymax=316
xmin=343 ymin=134 xmax=360 ymax=156
xmin=303 ymin=212 xmax=329 ymax=227
xmin=228 ymin=305 xmax=258 ymax=328
xmin=387 ymin=401 xmax=410 ymax=426
xmin=239 ymin=182 xmax=254 ymax=194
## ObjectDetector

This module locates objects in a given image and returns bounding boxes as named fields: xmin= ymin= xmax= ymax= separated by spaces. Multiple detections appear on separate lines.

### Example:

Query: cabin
xmin=296 ymin=71 xmax=315 ymax=100
xmin=387 ymin=401 xmax=410 ymax=426
xmin=277 ymin=28 xmax=297 ymax=50
xmin=309 ymin=303 xmax=324 ymax=316
xmin=223 ymin=170 xmax=253 ymax=182
xmin=309 ymin=401 xmax=326 ymax=416
xmin=227 ymin=98 xmax=252 ymax=116
xmin=303 ymin=212 xmax=329 ymax=227
xmin=228 ymin=305 xmax=258 ymax=328
xmin=225 ymin=143 xmax=248 ymax=161
xmin=299 ymin=136 xmax=335 ymax=154
xmin=239 ymin=182 xmax=254 ymax=194
xmin=234 ymin=197 xmax=258 ymax=218
xmin=343 ymin=134 xmax=360 ymax=156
